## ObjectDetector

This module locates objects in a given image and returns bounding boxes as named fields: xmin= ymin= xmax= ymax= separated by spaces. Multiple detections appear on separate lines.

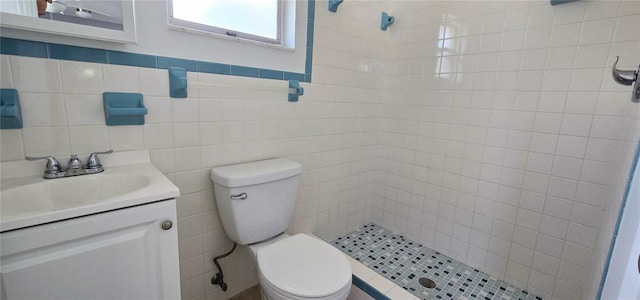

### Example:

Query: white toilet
xmin=210 ymin=158 xmax=352 ymax=300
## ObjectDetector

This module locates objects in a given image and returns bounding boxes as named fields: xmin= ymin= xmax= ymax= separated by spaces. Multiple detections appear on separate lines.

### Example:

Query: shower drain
xmin=419 ymin=278 xmax=436 ymax=289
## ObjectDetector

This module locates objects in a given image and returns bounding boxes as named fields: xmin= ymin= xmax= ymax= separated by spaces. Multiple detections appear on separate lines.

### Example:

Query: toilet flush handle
xmin=230 ymin=193 xmax=248 ymax=200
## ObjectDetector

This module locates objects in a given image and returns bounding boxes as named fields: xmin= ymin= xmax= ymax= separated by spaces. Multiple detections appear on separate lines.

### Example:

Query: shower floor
xmin=331 ymin=224 xmax=542 ymax=300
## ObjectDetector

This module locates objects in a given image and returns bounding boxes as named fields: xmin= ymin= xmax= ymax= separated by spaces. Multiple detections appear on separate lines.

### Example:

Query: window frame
xmin=167 ymin=0 xmax=286 ymax=47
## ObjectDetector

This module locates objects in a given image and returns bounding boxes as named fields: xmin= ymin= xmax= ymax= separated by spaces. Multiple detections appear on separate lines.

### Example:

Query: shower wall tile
xmin=376 ymin=1 xmax=640 ymax=299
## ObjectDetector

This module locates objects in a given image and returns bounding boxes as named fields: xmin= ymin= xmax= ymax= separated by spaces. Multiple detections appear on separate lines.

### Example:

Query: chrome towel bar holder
xmin=612 ymin=56 xmax=640 ymax=103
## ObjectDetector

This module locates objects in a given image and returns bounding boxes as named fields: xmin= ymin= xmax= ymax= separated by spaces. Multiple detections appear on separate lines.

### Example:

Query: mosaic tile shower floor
xmin=331 ymin=224 xmax=542 ymax=300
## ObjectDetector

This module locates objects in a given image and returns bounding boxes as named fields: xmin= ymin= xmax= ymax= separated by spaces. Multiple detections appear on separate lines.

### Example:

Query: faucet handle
xmin=25 ymin=156 xmax=63 ymax=175
xmin=67 ymin=155 xmax=83 ymax=170
xmin=86 ymin=150 xmax=113 ymax=170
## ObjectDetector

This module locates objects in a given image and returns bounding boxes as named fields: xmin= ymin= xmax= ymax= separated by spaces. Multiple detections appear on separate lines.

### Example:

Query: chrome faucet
xmin=26 ymin=150 xmax=113 ymax=179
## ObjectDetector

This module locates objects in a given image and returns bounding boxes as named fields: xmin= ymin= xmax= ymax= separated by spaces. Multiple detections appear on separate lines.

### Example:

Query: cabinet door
xmin=0 ymin=200 xmax=180 ymax=300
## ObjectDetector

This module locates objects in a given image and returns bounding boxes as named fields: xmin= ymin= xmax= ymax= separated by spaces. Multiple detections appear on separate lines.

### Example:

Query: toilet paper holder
xmin=612 ymin=56 xmax=640 ymax=103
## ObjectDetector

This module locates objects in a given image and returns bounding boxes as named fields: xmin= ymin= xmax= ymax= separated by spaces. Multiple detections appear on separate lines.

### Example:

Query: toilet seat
xmin=259 ymin=271 xmax=351 ymax=300
xmin=256 ymin=233 xmax=352 ymax=299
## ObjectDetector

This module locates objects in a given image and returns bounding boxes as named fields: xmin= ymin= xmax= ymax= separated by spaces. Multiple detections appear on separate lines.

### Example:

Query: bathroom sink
xmin=0 ymin=151 xmax=179 ymax=232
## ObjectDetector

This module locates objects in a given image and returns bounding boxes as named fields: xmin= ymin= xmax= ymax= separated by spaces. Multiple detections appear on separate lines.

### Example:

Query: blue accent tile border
xmin=48 ymin=44 xmax=108 ymax=63
xmin=352 ymin=275 xmax=391 ymax=300
xmin=0 ymin=0 xmax=314 ymax=83
xmin=0 ymin=38 xmax=48 ymax=58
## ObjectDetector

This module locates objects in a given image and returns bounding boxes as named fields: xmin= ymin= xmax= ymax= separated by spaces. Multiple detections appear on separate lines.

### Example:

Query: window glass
xmin=171 ymin=0 xmax=279 ymax=41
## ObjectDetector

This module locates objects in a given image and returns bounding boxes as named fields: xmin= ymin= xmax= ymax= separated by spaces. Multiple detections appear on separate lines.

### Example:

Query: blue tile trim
xmin=157 ymin=56 xmax=196 ymax=72
xmin=259 ymin=69 xmax=284 ymax=80
xmin=284 ymin=72 xmax=305 ymax=82
xmin=305 ymin=0 xmax=315 ymax=80
xmin=550 ymin=0 xmax=580 ymax=5
xmin=196 ymin=61 xmax=230 ymax=75
xmin=49 ymin=44 xmax=108 ymax=63
xmin=107 ymin=50 xmax=157 ymax=68
xmin=230 ymin=65 xmax=259 ymax=78
xmin=0 ymin=37 xmax=47 ymax=58
xmin=596 ymin=138 xmax=640 ymax=300
xmin=352 ymin=275 xmax=391 ymax=300
xmin=307 ymin=0 xmax=316 ymax=20
xmin=0 ymin=0 xmax=315 ymax=83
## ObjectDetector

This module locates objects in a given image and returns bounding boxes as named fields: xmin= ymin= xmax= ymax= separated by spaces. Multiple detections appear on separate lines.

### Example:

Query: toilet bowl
xmin=249 ymin=233 xmax=351 ymax=300
xmin=210 ymin=158 xmax=352 ymax=300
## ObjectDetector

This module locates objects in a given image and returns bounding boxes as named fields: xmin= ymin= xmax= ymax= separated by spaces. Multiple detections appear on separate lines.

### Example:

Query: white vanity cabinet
xmin=0 ymin=199 xmax=180 ymax=300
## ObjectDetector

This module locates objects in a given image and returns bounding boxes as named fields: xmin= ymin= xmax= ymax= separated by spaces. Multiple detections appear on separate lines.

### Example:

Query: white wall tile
xmin=535 ymin=234 xmax=565 ymax=259
xmin=0 ymin=55 xmax=14 ymax=88
xmin=564 ymin=92 xmax=597 ymax=114
xmin=584 ymin=1 xmax=620 ymax=21
xmin=539 ymin=215 xmax=569 ymax=240
xmin=524 ymin=27 xmax=552 ymax=50
xmin=543 ymin=196 xmax=573 ymax=220
xmin=102 ymin=64 xmax=140 ymax=92
xmin=569 ymin=68 xmax=604 ymax=92
xmin=555 ymin=135 xmax=587 ymax=158
xmin=64 ymin=94 xmax=104 ymax=126
xmin=173 ymin=98 xmax=200 ymax=123
xmin=20 ymin=93 xmax=66 ymax=127
xmin=534 ymin=113 xmax=562 ymax=134
xmin=60 ymin=61 xmax=104 ymax=94
xmin=0 ymin=130 xmax=24 ymax=161
xmin=549 ymin=23 xmax=582 ymax=47
xmin=562 ymin=241 xmax=593 ymax=269
xmin=557 ymin=261 xmax=588 ymax=287
xmin=144 ymin=96 xmax=173 ymax=123
xmin=530 ymin=133 xmax=558 ymax=154
xmin=580 ymin=18 xmax=616 ymax=45
xmin=138 ymin=68 xmax=170 ymax=97
xmin=174 ymin=147 xmax=202 ymax=172
xmin=551 ymin=156 xmax=582 ymax=179
xmin=68 ymin=125 xmax=110 ymax=154
xmin=22 ymin=126 xmax=70 ymax=157
xmin=528 ymin=269 xmax=556 ymax=295
xmin=10 ymin=56 xmax=62 ymax=93
xmin=144 ymin=123 xmax=175 ymax=149
xmin=541 ymin=70 xmax=572 ymax=91
xmin=613 ymin=15 xmax=640 ymax=42
xmin=566 ymin=222 xmax=598 ymax=248
xmin=553 ymin=2 xmax=586 ymax=25
xmin=574 ymin=44 xmax=609 ymax=68
xmin=173 ymin=123 xmax=200 ymax=147
xmin=149 ymin=149 xmax=176 ymax=173
xmin=546 ymin=47 xmax=577 ymax=70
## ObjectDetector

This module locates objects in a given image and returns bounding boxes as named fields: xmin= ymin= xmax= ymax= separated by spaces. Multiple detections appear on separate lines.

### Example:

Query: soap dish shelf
xmin=103 ymin=92 xmax=148 ymax=126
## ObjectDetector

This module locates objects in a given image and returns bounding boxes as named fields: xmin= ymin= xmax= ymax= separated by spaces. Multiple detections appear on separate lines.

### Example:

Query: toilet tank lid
xmin=210 ymin=158 xmax=302 ymax=187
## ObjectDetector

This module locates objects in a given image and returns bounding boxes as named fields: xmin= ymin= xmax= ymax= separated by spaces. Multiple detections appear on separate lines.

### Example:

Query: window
xmin=169 ymin=0 xmax=292 ymax=46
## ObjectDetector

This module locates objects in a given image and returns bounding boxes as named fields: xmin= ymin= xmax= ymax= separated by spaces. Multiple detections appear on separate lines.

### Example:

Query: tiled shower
xmin=1 ymin=0 xmax=639 ymax=299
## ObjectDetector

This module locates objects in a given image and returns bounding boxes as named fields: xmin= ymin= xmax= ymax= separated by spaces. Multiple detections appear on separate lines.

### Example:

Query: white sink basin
xmin=1 ymin=153 xmax=179 ymax=232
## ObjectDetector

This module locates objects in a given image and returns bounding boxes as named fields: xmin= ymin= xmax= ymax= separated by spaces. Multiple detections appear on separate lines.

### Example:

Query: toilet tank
xmin=210 ymin=158 xmax=302 ymax=245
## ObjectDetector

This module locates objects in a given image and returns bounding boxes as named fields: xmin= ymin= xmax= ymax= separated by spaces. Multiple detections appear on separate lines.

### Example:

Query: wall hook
xmin=168 ymin=67 xmax=188 ymax=98
xmin=328 ymin=0 xmax=343 ymax=12
xmin=381 ymin=12 xmax=394 ymax=31
xmin=612 ymin=56 xmax=640 ymax=103
xmin=288 ymin=80 xmax=304 ymax=102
